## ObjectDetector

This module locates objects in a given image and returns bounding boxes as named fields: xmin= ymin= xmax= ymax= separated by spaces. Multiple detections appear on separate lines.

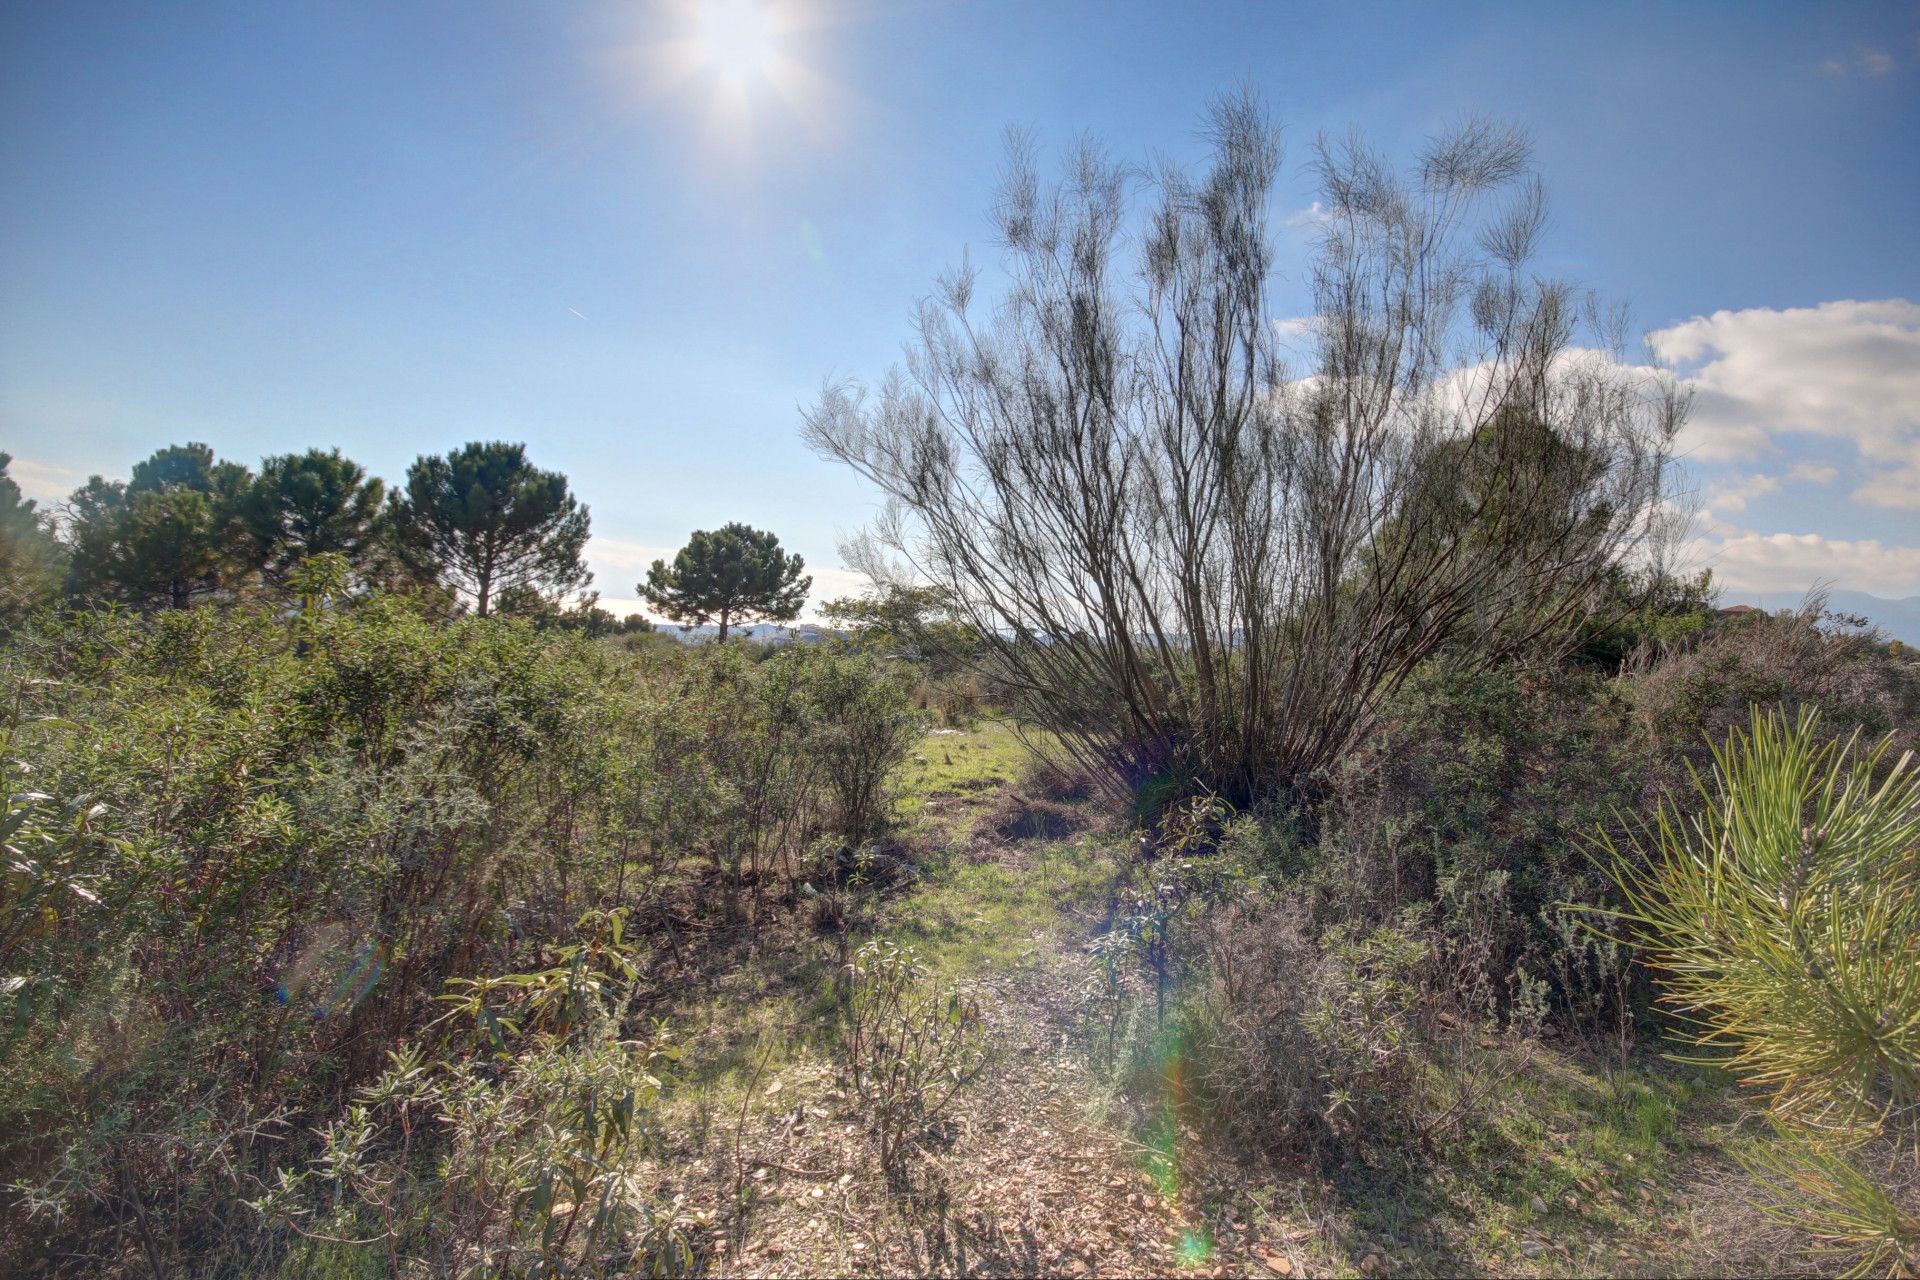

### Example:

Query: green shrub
xmin=0 ymin=597 xmax=925 ymax=1272
xmin=1594 ymin=707 xmax=1920 ymax=1274
xmin=840 ymin=941 xmax=990 ymax=1172
xmin=254 ymin=914 xmax=694 ymax=1277
xmin=1313 ymin=665 xmax=1646 ymax=1037
xmin=792 ymin=644 xmax=926 ymax=844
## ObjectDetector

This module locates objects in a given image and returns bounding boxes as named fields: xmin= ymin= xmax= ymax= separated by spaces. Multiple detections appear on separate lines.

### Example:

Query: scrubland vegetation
xmin=3 ymin=97 xmax=1916 ymax=1278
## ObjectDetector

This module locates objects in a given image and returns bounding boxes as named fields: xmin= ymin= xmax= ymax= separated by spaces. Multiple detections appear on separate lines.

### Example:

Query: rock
xmin=1263 ymin=1255 xmax=1295 ymax=1277
xmin=1528 ymin=1195 xmax=1548 ymax=1215
xmin=1521 ymin=1240 xmax=1546 ymax=1258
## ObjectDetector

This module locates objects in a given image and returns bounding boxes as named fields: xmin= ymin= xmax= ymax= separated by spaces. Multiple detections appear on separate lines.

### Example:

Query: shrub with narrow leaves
xmin=841 ymin=941 xmax=990 ymax=1172
xmin=1594 ymin=707 xmax=1920 ymax=1275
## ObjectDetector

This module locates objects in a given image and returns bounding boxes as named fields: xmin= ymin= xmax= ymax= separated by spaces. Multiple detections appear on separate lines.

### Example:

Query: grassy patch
xmin=1381 ymin=1049 xmax=1741 ymax=1275
xmin=894 ymin=719 xmax=1047 ymax=831
xmin=882 ymin=835 xmax=1123 ymax=982
xmin=1116 ymin=1031 xmax=1757 ymax=1277
xmin=650 ymin=719 xmax=1102 ymax=1119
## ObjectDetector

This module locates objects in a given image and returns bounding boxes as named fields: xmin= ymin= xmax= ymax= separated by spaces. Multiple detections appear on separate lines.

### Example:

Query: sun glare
xmin=697 ymin=0 xmax=777 ymax=83
xmin=612 ymin=0 xmax=842 ymax=156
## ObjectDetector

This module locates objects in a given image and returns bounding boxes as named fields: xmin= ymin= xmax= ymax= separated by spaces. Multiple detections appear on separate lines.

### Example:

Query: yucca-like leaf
xmin=1593 ymin=707 xmax=1920 ymax=1269
xmin=1597 ymin=708 xmax=1920 ymax=1123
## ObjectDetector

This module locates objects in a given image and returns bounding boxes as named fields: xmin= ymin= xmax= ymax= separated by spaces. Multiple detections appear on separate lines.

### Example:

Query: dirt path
xmin=691 ymin=913 xmax=1311 ymax=1280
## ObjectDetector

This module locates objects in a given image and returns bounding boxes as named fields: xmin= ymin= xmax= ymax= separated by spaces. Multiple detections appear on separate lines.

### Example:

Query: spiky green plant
xmin=1593 ymin=707 xmax=1920 ymax=1274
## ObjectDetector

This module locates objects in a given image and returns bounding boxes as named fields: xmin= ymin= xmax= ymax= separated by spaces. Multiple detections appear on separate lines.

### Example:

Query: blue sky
xmin=4 ymin=0 xmax=1918 ymax=615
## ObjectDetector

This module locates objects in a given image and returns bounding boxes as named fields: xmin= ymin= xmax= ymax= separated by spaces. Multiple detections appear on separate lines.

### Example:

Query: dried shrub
xmin=1629 ymin=601 xmax=1918 ymax=783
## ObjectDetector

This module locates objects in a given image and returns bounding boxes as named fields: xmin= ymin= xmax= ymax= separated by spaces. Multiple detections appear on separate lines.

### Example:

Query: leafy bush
xmin=0 ymin=599 xmax=922 ymax=1273
xmin=792 ymin=645 xmax=926 ymax=844
xmin=840 ymin=941 xmax=990 ymax=1172
xmin=1311 ymin=665 xmax=1647 ymax=1037
xmin=253 ymin=915 xmax=695 ymax=1278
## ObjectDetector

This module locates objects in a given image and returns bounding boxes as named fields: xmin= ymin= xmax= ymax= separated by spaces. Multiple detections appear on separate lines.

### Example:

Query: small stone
xmin=1521 ymin=1240 xmax=1546 ymax=1258
xmin=1263 ymin=1256 xmax=1295 ymax=1277
xmin=1529 ymin=1195 xmax=1548 ymax=1215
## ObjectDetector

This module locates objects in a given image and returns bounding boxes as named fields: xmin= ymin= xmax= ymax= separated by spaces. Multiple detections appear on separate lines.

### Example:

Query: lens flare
xmin=276 ymin=922 xmax=385 ymax=1019
xmin=1122 ymin=1020 xmax=1225 ymax=1267
xmin=596 ymin=0 xmax=848 ymax=160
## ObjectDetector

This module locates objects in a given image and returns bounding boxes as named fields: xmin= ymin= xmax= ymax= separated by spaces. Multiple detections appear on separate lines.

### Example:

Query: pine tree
xmin=391 ymin=441 xmax=590 ymax=617
xmin=641 ymin=523 xmax=810 ymax=642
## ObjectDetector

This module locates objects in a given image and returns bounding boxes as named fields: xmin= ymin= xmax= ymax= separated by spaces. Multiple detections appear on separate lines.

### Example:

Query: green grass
xmin=893 ymin=719 xmax=1049 ymax=829
xmin=651 ymin=718 xmax=1100 ymax=1113
xmin=1160 ymin=1037 xmax=1749 ymax=1277
xmin=881 ymin=835 xmax=1122 ymax=982
xmin=883 ymin=719 xmax=1122 ymax=980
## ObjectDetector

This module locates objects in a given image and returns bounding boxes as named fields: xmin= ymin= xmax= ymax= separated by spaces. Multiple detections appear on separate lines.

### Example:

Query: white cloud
xmin=1855 ymin=462 xmax=1920 ymax=509
xmin=1700 ymin=458 xmax=1845 ymax=515
xmin=1704 ymin=472 xmax=1781 ymax=514
xmin=1686 ymin=522 xmax=1920 ymax=597
xmin=1285 ymin=201 xmax=1329 ymax=228
xmin=1649 ymin=299 xmax=1920 ymax=506
xmin=587 ymin=535 xmax=675 ymax=573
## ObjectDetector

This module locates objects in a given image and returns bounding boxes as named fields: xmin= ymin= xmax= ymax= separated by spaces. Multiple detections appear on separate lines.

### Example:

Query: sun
xmin=611 ymin=0 xmax=840 ymax=154
xmin=695 ymin=0 xmax=778 ymax=84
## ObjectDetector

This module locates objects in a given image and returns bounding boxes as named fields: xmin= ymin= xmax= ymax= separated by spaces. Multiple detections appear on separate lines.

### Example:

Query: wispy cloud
xmin=1704 ymin=472 xmax=1781 ymax=514
xmin=1820 ymin=45 xmax=1896 ymax=77
xmin=1701 ymin=459 xmax=1843 ymax=514
xmin=2 ymin=456 xmax=84 ymax=505
xmin=587 ymin=536 xmax=674 ymax=572
xmin=1285 ymin=200 xmax=1329 ymax=229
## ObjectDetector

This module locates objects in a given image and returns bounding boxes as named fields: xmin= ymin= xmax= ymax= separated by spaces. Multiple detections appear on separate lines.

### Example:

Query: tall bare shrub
xmin=805 ymin=95 xmax=1681 ymax=804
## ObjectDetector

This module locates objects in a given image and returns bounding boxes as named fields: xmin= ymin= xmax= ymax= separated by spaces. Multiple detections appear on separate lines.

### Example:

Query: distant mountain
xmin=1729 ymin=589 xmax=1920 ymax=646
xmin=661 ymin=622 xmax=836 ymax=645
